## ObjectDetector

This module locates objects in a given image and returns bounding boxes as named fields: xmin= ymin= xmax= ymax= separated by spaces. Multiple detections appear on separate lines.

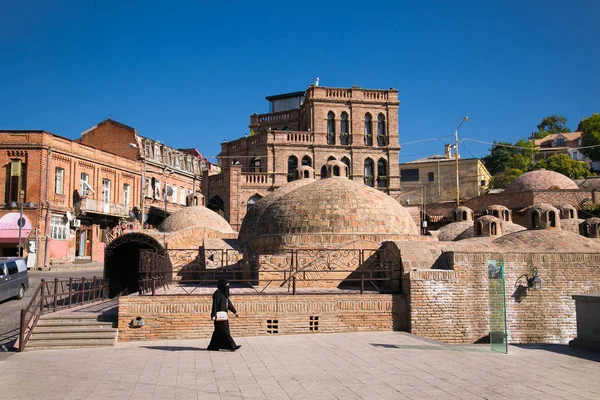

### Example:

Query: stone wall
xmin=408 ymin=252 xmax=600 ymax=344
xmin=118 ymin=293 xmax=403 ymax=342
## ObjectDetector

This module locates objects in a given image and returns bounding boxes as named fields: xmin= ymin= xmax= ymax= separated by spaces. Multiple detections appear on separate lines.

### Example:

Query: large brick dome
xmin=160 ymin=206 xmax=235 ymax=234
xmin=505 ymin=169 xmax=578 ymax=192
xmin=241 ymin=175 xmax=419 ymax=252
xmin=238 ymin=178 xmax=315 ymax=244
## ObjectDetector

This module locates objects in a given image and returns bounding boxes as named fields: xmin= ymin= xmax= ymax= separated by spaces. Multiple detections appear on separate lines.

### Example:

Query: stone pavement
xmin=2 ymin=331 xmax=600 ymax=400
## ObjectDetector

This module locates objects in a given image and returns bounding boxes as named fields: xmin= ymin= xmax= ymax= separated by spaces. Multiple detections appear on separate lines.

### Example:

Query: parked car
xmin=0 ymin=257 xmax=29 ymax=302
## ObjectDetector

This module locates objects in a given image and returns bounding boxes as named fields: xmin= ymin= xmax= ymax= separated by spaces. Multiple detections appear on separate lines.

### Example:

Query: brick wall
xmin=118 ymin=293 xmax=402 ymax=342
xmin=408 ymin=252 xmax=600 ymax=344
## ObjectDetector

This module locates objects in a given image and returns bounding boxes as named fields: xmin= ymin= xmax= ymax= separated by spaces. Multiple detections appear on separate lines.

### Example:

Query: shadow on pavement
xmin=513 ymin=343 xmax=600 ymax=362
xmin=141 ymin=346 xmax=208 ymax=352
xmin=0 ymin=328 xmax=19 ymax=353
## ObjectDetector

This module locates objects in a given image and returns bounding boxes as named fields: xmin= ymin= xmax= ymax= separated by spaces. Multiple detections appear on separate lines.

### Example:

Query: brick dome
xmin=505 ymin=169 xmax=578 ymax=192
xmin=492 ymin=230 xmax=600 ymax=252
xmin=160 ymin=206 xmax=235 ymax=234
xmin=238 ymin=178 xmax=315 ymax=244
xmin=241 ymin=175 xmax=419 ymax=251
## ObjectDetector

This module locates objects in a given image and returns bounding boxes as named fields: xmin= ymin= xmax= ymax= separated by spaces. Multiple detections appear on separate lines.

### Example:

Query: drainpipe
xmin=43 ymin=149 xmax=52 ymax=270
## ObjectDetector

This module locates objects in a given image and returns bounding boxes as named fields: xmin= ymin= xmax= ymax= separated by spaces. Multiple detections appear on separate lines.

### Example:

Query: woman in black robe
xmin=207 ymin=278 xmax=241 ymax=351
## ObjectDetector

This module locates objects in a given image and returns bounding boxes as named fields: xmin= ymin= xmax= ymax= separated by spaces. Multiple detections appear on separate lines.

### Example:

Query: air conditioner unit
xmin=72 ymin=220 xmax=81 ymax=228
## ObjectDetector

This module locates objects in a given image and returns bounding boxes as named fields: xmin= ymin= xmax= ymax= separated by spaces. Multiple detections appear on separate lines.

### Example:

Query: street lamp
xmin=454 ymin=116 xmax=469 ymax=206
xmin=129 ymin=143 xmax=147 ymax=226
xmin=9 ymin=190 xmax=36 ymax=257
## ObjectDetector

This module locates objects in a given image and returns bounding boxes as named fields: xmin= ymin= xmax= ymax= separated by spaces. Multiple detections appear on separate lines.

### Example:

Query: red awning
xmin=0 ymin=212 xmax=32 ymax=243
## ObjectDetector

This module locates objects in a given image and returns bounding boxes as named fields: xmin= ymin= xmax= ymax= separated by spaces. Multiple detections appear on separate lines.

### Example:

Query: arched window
xmin=328 ymin=156 xmax=336 ymax=161
xmin=303 ymin=170 xmax=309 ymax=178
xmin=301 ymin=155 xmax=312 ymax=167
xmin=327 ymin=111 xmax=336 ymax=145
xmin=475 ymin=221 xmax=483 ymax=236
xmin=250 ymin=156 xmax=261 ymax=172
xmin=493 ymin=210 xmax=499 ymax=218
xmin=340 ymin=112 xmax=349 ymax=145
xmin=569 ymin=209 xmax=574 ymax=218
xmin=320 ymin=165 xmax=327 ymax=178
xmin=341 ymin=157 xmax=351 ymax=176
xmin=207 ymin=196 xmax=225 ymax=217
xmin=377 ymin=114 xmax=386 ymax=146
xmin=462 ymin=211 xmax=468 ymax=220
xmin=503 ymin=210 xmax=509 ymax=221
xmin=532 ymin=211 xmax=540 ymax=229
xmin=377 ymin=158 xmax=388 ymax=188
xmin=333 ymin=166 xmax=340 ymax=176
xmin=549 ymin=211 xmax=556 ymax=227
xmin=287 ymin=156 xmax=298 ymax=182
xmin=364 ymin=158 xmax=374 ymax=187
xmin=364 ymin=113 xmax=373 ymax=146
xmin=490 ymin=222 xmax=497 ymax=236
xmin=247 ymin=194 xmax=262 ymax=212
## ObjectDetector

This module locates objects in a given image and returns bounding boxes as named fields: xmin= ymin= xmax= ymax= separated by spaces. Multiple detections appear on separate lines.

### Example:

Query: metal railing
xmin=18 ymin=277 xmax=108 ymax=352
xmin=138 ymin=248 xmax=401 ymax=296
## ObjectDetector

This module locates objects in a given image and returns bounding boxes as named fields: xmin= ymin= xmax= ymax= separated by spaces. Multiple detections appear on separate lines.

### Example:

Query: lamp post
xmin=454 ymin=116 xmax=469 ymax=206
xmin=129 ymin=143 xmax=147 ymax=227
xmin=9 ymin=190 xmax=36 ymax=257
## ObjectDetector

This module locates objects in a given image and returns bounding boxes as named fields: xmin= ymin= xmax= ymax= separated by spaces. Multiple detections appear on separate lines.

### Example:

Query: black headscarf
xmin=217 ymin=278 xmax=230 ymax=298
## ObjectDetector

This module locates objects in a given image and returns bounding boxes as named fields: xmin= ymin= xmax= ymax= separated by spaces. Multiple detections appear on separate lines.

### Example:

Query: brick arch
xmin=104 ymin=233 xmax=166 ymax=298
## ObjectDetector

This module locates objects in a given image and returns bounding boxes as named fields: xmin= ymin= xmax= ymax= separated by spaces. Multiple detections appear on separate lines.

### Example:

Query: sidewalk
xmin=2 ymin=331 xmax=599 ymax=400
xmin=43 ymin=261 xmax=104 ymax=272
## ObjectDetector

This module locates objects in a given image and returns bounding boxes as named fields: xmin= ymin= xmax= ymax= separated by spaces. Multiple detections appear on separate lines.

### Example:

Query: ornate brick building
xmin=202 ymin=84 xmax=402 ymax=230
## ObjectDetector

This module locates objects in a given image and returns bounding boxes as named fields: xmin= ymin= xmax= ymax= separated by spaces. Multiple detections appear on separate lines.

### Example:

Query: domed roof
xmin=492 ymin=230 xmax=600 ymax=252
xmin=436 ymin=221 xmax=472 ymax=241
xmin=238 ymin=178 xmax=315 ymax=243
xmin=241 ymin=176 xmax=419 ymax=251
xmin=454 ymin=220 xmax=525 ymax=241
xmin=160 ymin=206 xmax=235 ymax=233
xmin=561 ymin=218 xmax=584 ymax=235
xmin=505 ymin=169 xmax=578 ymax=192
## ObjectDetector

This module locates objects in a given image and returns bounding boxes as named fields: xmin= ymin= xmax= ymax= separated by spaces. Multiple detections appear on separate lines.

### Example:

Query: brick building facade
xmin=202 ymin=85 xmax=402 ymax=231
xmin=0 ymin=119 xmax=206 ymax=269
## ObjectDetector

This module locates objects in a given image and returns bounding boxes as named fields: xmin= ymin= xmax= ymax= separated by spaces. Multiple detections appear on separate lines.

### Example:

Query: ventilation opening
xmin=267 ymin=319 xmax=279 ymax=334
xmin=309 ymin=316 xmax=319 ymax=331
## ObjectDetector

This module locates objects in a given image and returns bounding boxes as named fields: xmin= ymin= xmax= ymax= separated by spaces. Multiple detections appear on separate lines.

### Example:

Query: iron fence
xmin=139 ymin=247 xmax=401 ymax=296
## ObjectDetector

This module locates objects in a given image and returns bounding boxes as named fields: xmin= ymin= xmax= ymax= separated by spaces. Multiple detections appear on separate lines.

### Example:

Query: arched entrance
xmin=104 ymin=233 xmax=166 ymax=298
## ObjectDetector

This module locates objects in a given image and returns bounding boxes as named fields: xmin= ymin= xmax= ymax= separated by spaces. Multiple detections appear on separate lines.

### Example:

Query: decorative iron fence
xmin=139 ymin=247 xmax=401 ymax=296
xmin=18 ymin=277 xmax=108 ymax=352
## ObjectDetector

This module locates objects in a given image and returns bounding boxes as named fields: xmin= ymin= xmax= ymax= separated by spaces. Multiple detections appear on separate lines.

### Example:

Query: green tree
xmin=532 ymin=154 xmax=590 ymax=179
xmin=482 ymin=139 xmax=536 ymax=175
xmin=490 ymin=167 xmax=523 ymax=189
xmin=534 ymin=115 xmax=570 ymax=139
xmin=579 ymin=113 xmax=600 ymax=161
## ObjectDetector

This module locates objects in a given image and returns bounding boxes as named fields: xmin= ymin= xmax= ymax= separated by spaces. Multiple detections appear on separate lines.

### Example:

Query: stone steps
xmin=26 ymin=315 xmax=117 ymax=351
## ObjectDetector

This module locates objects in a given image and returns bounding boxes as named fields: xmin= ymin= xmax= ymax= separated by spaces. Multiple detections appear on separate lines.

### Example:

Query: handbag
xmin=216 ymin=311 xmax=228 ymax=321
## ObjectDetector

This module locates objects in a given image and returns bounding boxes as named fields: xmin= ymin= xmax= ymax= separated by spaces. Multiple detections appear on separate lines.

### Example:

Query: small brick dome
xmin=493 ymin=230 xmax=600 ymax=252
xmin=505 ymin=169 xmax=578 ymax=192
xmin=241 ymin=174 xmax=419 ymax=251
xmin=160 ymin=206 xmax=235 ymax=233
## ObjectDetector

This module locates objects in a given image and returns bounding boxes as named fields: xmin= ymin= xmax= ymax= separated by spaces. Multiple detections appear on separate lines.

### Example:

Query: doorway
xmin=76 ymin=227 xmax=92 ymax=259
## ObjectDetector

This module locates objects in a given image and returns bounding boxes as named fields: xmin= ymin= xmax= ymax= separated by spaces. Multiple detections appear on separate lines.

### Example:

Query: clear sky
xmin=1 ymin=0 xmax=598 ymax=163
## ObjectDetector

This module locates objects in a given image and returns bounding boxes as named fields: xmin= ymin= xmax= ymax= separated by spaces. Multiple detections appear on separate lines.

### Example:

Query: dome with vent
xmin=160 ymin=206 xmax=235 ymax=233
xmin=239 ymin=173 xmax=419 ymax=252
xmin=505 ymin=169 xmax=578 ymax=192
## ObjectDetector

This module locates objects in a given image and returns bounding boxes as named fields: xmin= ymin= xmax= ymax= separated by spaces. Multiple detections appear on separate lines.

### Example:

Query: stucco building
xmin=202 ymin=84 xmax=402 ymax=231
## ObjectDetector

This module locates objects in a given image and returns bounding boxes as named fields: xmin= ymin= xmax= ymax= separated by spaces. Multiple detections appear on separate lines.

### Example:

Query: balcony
xmin=80 ymin=197 xmax=130 ymax=218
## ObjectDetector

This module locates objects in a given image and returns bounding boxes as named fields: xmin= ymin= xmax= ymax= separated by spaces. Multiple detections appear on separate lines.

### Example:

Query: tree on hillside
xmin=579 ymin=113 xmax=600 ymax=161
xmin=532 ymin=154 xmax=590 ymax=179
xmin=482 ymin=139 xmax=536 ymax=175
xmin=533 ymin=115 xmax=570 ymax=139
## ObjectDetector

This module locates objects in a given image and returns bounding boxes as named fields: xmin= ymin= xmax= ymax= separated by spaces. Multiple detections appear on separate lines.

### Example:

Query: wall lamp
xmin=515 ymin=267 xmax=542 ymax=290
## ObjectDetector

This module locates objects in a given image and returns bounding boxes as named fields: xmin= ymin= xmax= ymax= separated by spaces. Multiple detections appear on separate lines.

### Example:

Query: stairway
xmin=24 ymin=300 xmax=119 ymax=351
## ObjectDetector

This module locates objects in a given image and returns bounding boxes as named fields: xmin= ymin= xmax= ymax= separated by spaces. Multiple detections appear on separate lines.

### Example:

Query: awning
xmin=0 ymin=212 xmax=32 ymax=243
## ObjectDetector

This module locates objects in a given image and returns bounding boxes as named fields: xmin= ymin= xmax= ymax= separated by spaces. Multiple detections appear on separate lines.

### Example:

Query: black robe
xmin=207 ymin=289 xmax=238 ymax=350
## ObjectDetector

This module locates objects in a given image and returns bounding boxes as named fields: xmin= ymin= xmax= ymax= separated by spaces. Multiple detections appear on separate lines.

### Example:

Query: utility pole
xmin=455 ymin=116 xmax=469 ymax=206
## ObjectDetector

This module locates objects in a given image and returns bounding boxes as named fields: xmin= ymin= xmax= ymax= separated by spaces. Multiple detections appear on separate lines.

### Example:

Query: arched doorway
xmin=104 ymin=233 xmax=167 ymax=298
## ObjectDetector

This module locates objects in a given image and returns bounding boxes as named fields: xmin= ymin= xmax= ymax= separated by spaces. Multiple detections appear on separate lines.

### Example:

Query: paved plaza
xmin=2 ymin=331 xmax=599 ymax=400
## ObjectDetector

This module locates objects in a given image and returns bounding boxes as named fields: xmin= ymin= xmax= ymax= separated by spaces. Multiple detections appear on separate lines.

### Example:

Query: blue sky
xmin=1 ymin=1 xmax=598 ymax=163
